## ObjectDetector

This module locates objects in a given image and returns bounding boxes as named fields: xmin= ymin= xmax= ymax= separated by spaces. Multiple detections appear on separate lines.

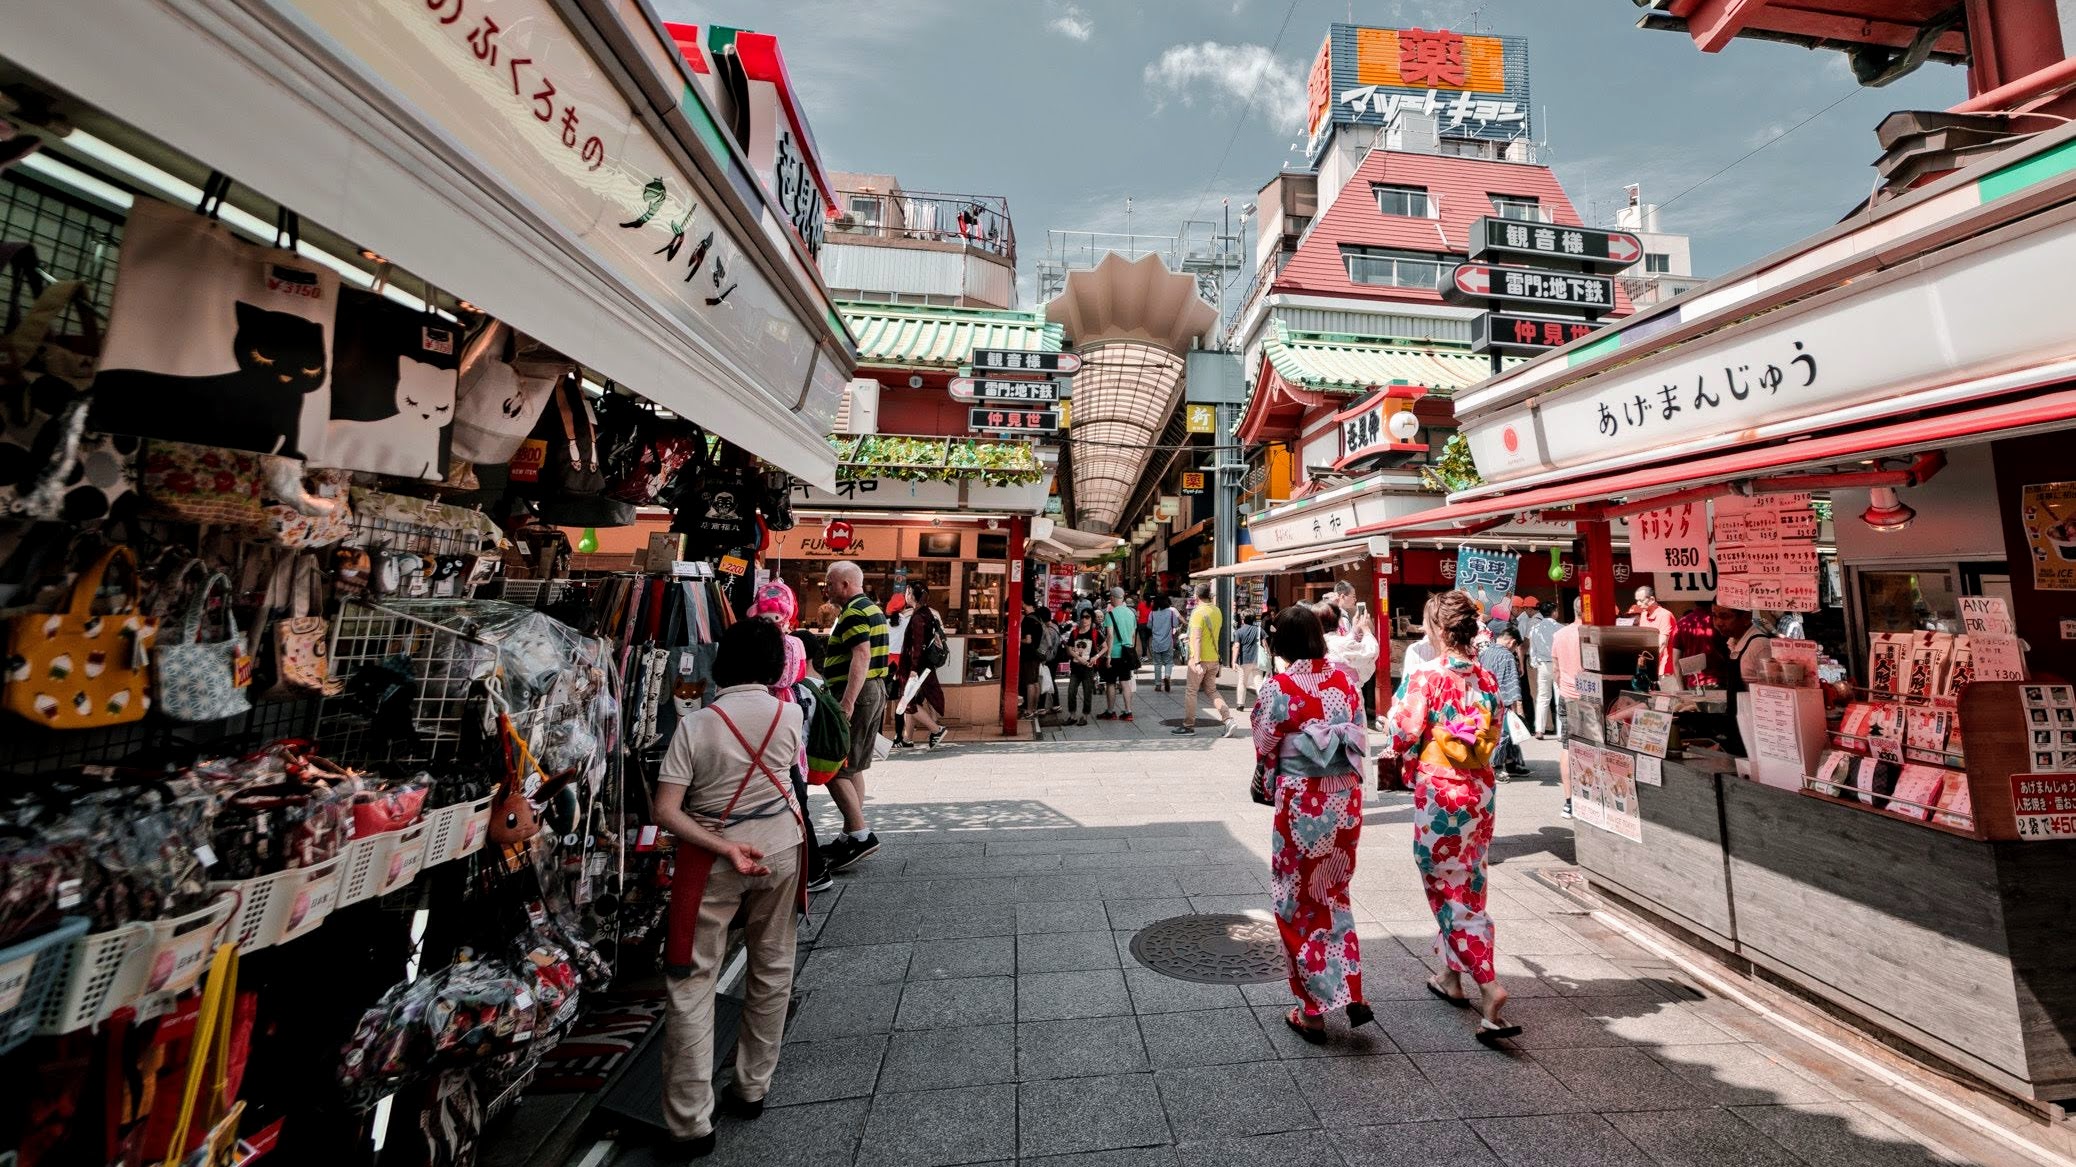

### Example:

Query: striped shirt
xmin=823 ymin=594 xmax=889 ymax=697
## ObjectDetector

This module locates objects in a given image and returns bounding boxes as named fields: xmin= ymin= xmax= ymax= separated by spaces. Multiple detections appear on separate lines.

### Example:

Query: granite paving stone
xmin=1410 ymin=1051 xmax=1595 ymax=1117
xmin=1019 ymin=969 xmax=1134 ymax=1022
xmin=878 ymin=1023 xmax=1017 ymax=1092
xmin=763 ymin=1035 xmax=887 ymax=1107
xmin=908 ymin=934 xmax=1017 ymax=980
xmin=1525 ymin=1045 xmax=1707 ymax=1112
xmin=1286 ymin=1052 xmax=1452 ymax=1122
xmin=1604 ymin=1107 xmax=1807 ymax=1167
xmin=1332 ymin=1120 xmax=1502 ymax=1167
xmin=1650 ymin=1042 xmax=1841 ymax=1106
xmin=1018 ymin=1073 xmax=1175 ymax=1159
xmin=795 ymin=942 xmax=912 ymax=989
xmin=1018 ymin=900 xmax=1114 ymax=934
xmin=1122 ymin=967 xmax=1250 ymax=1014
xmin=1137 ymin=1006 xmax=1277 ymax=1069
xmin=1469 ymin=1112 xmax=1658 ymax=1167
xmin=1154 ymin=1063 xmax=1319 ymax=1140
xmin=1019 ymin=929 xmax=1125 ymax=974
xmin=1251 ymin=1004 xmax=1398 ymax=1059
xmin=1018 ymin=1016 xmax=1153 ymax=1080
xmin=912 ymin=905 xmax=1017 ymax=940
xmin=1172 ymin=1129 xmax=1343 ymax=1167
xmin=1729 ymin=1102 xmax=1974 ymax=1167
xmin=895 ymin=976 xmax=1015 ymax=1031
xmin=855 ymin=1083 xmax=1017 ymax=1167
xmin=1104 ymin=898 xmax=1195 ymax=932
xmin=787 ymin=981 xmax=902 ymax=1041
xmin=687 ymin=1096 xmax=870 ymax=1167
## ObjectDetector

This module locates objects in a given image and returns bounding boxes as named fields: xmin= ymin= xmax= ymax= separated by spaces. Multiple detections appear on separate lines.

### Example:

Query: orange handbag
xmin=2 ymin=546 xmax=159 ymax=727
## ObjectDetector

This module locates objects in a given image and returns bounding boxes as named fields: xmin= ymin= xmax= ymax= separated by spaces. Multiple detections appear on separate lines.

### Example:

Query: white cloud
xmin=1142 ymin=41 xmax=1307 ymax=128
xmin=1049 ymin=3 xmax=1094 ymax=41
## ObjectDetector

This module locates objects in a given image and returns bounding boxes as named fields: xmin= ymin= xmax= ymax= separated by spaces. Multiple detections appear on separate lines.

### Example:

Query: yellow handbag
xmin=2 ymin=545 xmax=159 ymax=727
xmin=161 ymin=944 xmax=244 ymax=1167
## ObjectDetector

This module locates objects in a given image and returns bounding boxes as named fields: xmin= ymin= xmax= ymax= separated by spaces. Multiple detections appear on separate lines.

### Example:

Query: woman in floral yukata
xmin=1251 ymin=604 xmax=1375 ymax=1042
xmin=1384 ymin=589 xmax=1523 ymax=1043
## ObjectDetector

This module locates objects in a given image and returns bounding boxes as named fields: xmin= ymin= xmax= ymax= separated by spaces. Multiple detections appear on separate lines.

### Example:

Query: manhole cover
xmin=1129 ymin=913 xmax=1287 ymax=984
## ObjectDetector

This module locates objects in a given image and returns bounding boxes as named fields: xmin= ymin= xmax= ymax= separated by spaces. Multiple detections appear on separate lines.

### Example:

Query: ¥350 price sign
xmin=1629 ymin=502 xmax=1710 ymax=574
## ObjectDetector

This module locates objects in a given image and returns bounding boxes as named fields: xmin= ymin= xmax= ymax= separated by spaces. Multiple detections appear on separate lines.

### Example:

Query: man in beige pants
xmin=652 ymin=619 xmax=805 ymax=1158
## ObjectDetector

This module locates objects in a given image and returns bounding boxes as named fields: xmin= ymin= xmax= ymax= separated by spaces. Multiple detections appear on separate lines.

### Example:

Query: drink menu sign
xmin=1713 ymin=493 xmax=1818 ymax=612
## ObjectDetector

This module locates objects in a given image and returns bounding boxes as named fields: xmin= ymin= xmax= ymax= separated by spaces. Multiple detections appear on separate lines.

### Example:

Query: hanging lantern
xmin=576 ymin=527 xmax=599 ymax=554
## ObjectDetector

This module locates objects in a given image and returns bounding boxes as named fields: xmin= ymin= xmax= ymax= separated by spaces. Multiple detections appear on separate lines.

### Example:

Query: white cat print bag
xmin=450 ymin=321 xmax=569 ymax=466
xmin=87 ymin=190 xmax=337 ymax=462
xmin=321 ymin=288 xmax=459 ymax=481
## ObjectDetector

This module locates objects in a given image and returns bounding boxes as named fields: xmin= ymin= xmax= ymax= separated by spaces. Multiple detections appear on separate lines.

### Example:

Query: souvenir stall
xmin=0 ymin=2 xmax=850 ymax=1157
xmin=1363 ymin=124 xmax=2076 ymax=1108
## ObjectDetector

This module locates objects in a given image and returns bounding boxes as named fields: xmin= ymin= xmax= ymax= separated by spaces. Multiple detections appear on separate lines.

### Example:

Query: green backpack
xmin=795 ymin=676 xmax=852 ymax=784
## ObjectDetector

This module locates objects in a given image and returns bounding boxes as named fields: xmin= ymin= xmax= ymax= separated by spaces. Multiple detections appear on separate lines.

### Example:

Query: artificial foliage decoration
xmin=831 ymin=435 xmax=1046 ymax=487
xmin=1419 ymin=432 xmax=1483 ymax=494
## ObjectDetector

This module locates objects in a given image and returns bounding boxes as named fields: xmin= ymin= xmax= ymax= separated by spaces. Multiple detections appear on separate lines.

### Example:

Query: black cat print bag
xmin=87 ymin=193 xmax=338 ymax=461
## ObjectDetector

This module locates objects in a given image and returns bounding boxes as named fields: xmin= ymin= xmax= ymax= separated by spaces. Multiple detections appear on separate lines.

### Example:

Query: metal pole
xmin=1214 ymin=400 xmax=1239 ymax=664
xmin=1002 ymin=514 xmax=1028 ymax=736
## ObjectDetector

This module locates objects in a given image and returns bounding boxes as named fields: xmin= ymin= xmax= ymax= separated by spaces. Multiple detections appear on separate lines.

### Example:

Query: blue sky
xmin=660 ymin=0 xmax=1963 ymax=302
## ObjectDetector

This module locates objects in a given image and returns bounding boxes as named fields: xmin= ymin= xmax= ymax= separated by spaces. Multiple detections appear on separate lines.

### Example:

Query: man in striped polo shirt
xmin=819 ymin=560 xmax=888 ymax=870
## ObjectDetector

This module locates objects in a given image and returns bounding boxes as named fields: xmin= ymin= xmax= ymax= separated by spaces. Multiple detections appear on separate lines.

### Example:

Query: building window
xmin=1645 ymin=252 xmax=1672 ymax=273
xmin=847 ymin=195 xmax=882 ymax=226
xmin=1342 ymin=247 xmax=1451 ymax=290
xmin=1489 ymin=195 xmax=1546 ymax=222
xmin=1372 ymin=184 xmax=1432 ymax=218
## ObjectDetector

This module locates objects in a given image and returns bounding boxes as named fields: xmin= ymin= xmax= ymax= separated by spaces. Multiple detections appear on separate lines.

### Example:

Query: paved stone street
xmin=613 ymin=676 xmax=2030 ymax=1167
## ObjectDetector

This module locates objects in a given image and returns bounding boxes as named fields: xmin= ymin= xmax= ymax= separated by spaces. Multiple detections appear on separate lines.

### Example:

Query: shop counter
xmin=1569 ymin=754 xmax=1736 ymax=949
xmin=1575 ymin=755 xmax=2076 ymax=1101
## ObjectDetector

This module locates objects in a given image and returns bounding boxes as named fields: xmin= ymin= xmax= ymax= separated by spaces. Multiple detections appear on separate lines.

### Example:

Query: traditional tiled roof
xmin=838 ymin=302 xmax=1063 ymax=369
xmin=1261 ymin=323 xmax=1503 ymax=395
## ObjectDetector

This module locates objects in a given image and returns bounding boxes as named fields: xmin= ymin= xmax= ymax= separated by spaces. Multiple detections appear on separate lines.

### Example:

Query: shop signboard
xmin=2012 ymin=774 xmax=2076 ymax=839
xmin=1445 ymin=264 xmax=1614 ymax=314
xmin=951 ymin=377 xmax=1064 ymax=404
xmin=1467 ymin=215 xmax=2076 ymax=487
xmin=1303 ymin=24 xmax=1533 ymax=157
xmin=1185 ymin=403 xmax=1219 ymax=434
xmin=1473 ymin=312 xmax=1600 ymax=356
xmin=971 ymin=349 xmax=1082 ymax=375
xmin=2020 ymin=481 xmax=2076 ymax=591
xmin=1181 ymin=472 xmax=1207 ymax=495
xmin=970 ymin=407 xmax=1059 ymax=434
xmin=1453 ymin=547 xmax=1518 ymax=609
xmin=1467 ymin=217 xmax=1642 ymax=271
xmin=277 ymin=0 xmax=846 ymax=477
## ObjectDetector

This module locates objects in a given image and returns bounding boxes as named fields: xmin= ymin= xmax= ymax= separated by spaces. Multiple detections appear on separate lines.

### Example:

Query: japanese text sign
xmin=1185 ymin=404 xmax=1218 ymax=435
xmin=1181 ymin=472 xmax=1206 ymax=495
xmin=2021 ymin=482 xmax=2076 ymax=592
xmin=971 ymin=349 xmax=1082 ymax=375
xmin=2013 ymin=774 xmax=2076 ymax=840
xmin=1446 ymin=263 xmax=1613 ymax=312
xmin=1628 ymin=503 xmax=1707 ymax=574
xmin=1453 ymin=548 xmax=1518 ymax=609
xmin=966 ymin=378 xmax=1062 ymax=403
xmin=1467 ymin=217 xmax=1642 ymax=272
xmin=970 ymin=407 xmax=1059 ymax=433
xmin=1474 ymin=312 xmax=1599 ymax=356
xmin=1316 ymin=24 xmax=1532 ymax=155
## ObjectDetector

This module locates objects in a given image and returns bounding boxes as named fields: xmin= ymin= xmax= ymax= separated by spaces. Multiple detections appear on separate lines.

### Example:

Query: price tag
xmin=718 ymin=555 xmax=748 ymax=576
xmin=1581 ymin=643 xmax=1602 ymax=672
xmin=1635 ymin=754 xmax=1663 ymax=786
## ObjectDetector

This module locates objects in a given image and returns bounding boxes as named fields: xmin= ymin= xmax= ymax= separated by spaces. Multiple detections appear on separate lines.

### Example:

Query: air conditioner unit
xmin=834 ymin=377 xmax=880 ymax=435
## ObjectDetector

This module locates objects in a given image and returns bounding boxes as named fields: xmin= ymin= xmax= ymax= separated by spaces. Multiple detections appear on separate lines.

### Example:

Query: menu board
xmin=2021 ymin=685 xmax=2076 ymax=771
xmin=1567 ymin=741 xmax=1608 ymax=829
xmin=1567 ymin=742 xmax=1644 ymax=842
xmin=1750 ymin=685 xmax=1806 ymax=767
xmin=1711 ymin=493 xmax=1819 ymax=613
xmin=1626 ymin=710 xmax=1675 ymax=759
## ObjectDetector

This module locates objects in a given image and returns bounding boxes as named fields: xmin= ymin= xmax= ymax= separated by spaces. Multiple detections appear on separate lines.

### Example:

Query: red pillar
xmin=1579 ymin=519 xmax=1618 ymax=627
xmin=1965 ymin=0 xmax=2067 ymax=97
xmin=1001 ymin=515 xmax=1027 ymax=736
xmin=1372 ymin=553 xmax=1393 ymax=717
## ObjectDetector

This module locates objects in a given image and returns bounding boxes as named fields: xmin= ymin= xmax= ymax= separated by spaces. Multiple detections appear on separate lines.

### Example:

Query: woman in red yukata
xmin=1382 ymin=589 xmax=1523 ymax=1044
xmin=1251 ymin=604 xmax=1375 ymax=1042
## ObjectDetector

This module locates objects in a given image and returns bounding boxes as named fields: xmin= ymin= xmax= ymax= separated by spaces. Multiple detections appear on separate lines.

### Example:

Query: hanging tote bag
xmin=153 ymin=944 xmax=246 ymax=1167
xmin=155 ymin=570 xmax=253 ymax=723
xmin=261 ymin=461 xmax=354 ymax=548
xmin=450 ymin=321 xmax=569 ymax=465
xmin=88 ymin=186 xmax=337 ymax=461
xmin=1 ymin=273 xmax=139 ymax=524
xmin=264 ymin=553 xmax=340 ymax=698
xmin=321 ymin=286 xmax=460 ymax=481
xmin=511 ymin=374 xmax=605 ymax=498
xmin=138 ymin=440 xmax=275 ymax=531
xmin=2 ymin=545 xmax=159 ymax=727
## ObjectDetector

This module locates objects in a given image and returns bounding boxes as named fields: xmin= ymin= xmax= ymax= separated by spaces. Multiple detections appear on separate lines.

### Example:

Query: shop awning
xmin=1352 ymin=384 xmax=2076 ymax=539
xmin=1030 ymin=524 xmax=1122 ymax=563
xmin=1262 ymin=324 xmax=1503 ymax=395
xmin=1193 ymin=540 xmax=1372 ymax=579
xmin=841 ymin=304 xmax=1063 ymax=369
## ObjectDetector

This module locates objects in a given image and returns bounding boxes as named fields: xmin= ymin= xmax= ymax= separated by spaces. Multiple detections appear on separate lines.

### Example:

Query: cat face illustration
xmin=233 ymin=301 xmax=327 ymax=394
xmin=396 ymin=355 xmax=456 ymax=423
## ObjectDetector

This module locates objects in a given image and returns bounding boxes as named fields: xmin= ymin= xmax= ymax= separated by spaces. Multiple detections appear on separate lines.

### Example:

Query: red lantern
xmin=823 ymin=519 xmax=855 ymax=553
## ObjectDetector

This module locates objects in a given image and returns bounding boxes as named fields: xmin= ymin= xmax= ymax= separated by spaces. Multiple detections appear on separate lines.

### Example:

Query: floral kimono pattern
xmin=1252 ymin=659 xmax=1368 ymax=1016
xmin=1385 ymin=658 xmax=1503 ymax=984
